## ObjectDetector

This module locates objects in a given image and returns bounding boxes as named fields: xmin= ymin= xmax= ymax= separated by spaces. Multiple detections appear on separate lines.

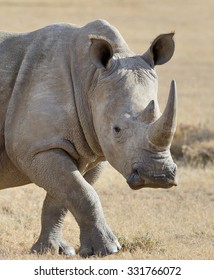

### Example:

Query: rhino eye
xmin=113 ymin=126 xmax=121 ymax=134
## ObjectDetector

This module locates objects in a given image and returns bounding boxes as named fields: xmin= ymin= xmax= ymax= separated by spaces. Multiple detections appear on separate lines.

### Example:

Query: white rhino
xmin=0 ymin=19 xmax=177 ymax=257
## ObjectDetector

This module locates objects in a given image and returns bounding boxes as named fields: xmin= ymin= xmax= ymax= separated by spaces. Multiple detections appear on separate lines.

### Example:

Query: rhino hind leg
xmin=31 ymin=193 xmax=75 ymax=256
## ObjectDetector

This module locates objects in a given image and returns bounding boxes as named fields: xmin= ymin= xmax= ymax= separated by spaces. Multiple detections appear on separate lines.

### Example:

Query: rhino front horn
xmin=148 ymin=80 xmax=177 ymax=149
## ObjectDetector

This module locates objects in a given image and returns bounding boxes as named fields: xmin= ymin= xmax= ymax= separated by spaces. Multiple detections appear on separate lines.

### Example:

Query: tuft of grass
xmin=171 ymin=124 xmax=214 ymax=167
xmin=181 ymin=141 xmax=214 ymax=167
xmin=118 ymin=233 xmax=162 ymax=254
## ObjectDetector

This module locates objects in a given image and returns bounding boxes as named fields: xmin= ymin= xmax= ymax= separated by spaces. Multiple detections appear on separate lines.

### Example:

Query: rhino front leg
xmin=23 ymin=149 xmax=120 ymax=257
xmin=79 ymin=162 xmax=121 ymax=257
xmin=84 ymin=162 xmax=106 ymax=185
xmin=31 ymin=193 xmax=75 ymax=256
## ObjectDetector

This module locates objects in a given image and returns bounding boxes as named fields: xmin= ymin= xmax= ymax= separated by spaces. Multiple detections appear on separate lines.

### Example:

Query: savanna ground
xmin=0 ymin=0 xmax=213 ymax=260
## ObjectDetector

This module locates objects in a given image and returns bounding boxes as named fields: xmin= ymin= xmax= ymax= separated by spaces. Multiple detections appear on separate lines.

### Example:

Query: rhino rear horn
xmin=139 ymin=100 xmax=159 ymax=123
xmin=148 ymin=80 xmax=177 ymax=149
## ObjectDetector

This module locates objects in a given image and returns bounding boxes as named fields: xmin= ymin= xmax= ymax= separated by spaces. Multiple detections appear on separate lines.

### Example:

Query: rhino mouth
xmin=127 ymin=167 xmax=177 ymax=190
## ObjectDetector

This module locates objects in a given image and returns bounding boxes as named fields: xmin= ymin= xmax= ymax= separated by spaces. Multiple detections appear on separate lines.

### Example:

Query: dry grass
xmin=172 ymin=124 xmax=214 ymax=166
xmin=0 ymin=0 xmax=214 ymax=260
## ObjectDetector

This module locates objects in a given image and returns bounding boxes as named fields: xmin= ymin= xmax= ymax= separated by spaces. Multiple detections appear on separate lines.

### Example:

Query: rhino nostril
xmin=132 ymin=164 xmax=143 ymax=179
xmin=128 ymin=168 xmax=140 ymax=183
xmin=133 ymin=168 xmax=139 ymax=177
xmin=132 ymin=162 xmax=143 ymax=172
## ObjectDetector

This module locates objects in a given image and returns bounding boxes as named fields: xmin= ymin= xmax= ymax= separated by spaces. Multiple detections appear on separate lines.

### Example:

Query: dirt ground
xmin=0 ymin=0 xmax=213 ymax=260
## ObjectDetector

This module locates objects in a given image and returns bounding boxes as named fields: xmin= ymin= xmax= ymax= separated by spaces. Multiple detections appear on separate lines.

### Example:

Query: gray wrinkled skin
xmin=0 ymin=20 xmax=177 ymax=257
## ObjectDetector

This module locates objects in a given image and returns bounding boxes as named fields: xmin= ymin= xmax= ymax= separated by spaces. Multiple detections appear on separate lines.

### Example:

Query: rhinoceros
xmin=0 ymin=19 xmax=177 ymax=257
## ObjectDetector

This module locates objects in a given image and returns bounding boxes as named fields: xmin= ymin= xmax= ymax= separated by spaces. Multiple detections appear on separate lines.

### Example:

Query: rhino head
xmin=89 ymin=32 xmax=177 ymax=189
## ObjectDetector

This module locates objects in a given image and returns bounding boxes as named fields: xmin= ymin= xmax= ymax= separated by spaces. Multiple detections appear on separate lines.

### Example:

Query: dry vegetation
xmin=0 ymin=0 xmax=214 ymax=260
xmin=172 ymin=124 xmax=214 ymax=167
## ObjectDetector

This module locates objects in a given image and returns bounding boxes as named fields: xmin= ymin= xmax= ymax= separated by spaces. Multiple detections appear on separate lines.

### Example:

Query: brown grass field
xmin=0 ymin=0 xmax=214 ymax=260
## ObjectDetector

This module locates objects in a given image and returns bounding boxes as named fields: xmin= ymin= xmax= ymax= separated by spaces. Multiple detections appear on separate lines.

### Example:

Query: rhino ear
xmin=143 ymin=33 xmax=175 ymax=67
xmin=89 ymin=37 xmax=114 ymax=69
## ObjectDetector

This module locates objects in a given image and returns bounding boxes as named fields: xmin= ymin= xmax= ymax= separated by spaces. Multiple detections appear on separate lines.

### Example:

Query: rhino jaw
xmin=127 ymin=162 xmax=177 ymax=190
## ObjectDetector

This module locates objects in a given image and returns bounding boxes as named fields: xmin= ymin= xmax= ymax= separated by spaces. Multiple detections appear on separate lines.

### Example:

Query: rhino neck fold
xmin=71 ymin=63 xmax=104 ymax=168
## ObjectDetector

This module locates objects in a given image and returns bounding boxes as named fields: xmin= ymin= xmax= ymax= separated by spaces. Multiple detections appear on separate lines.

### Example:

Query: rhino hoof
xmin=31 ymin=240 xmax=75 ymax=256
xmin=79 ymin=241 xmax=121 ymax=258
xmin=79 ymin=224 xmax=121 ymax=258
xmin=59 ymin=244 xmax=76 ymax=256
